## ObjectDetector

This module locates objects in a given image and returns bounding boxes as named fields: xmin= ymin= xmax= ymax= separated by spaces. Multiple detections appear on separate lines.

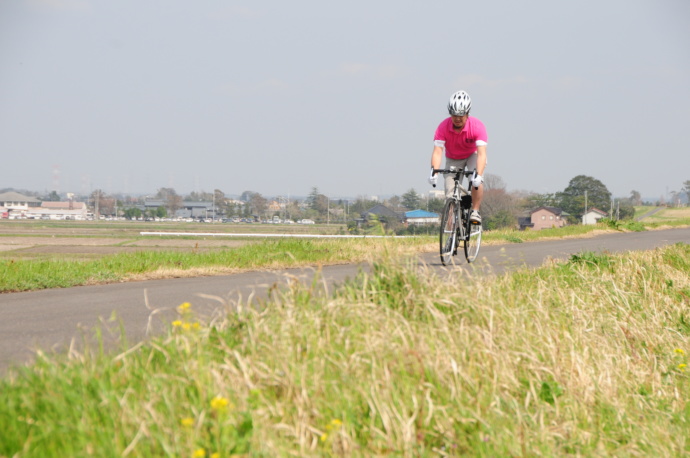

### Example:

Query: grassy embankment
xmin=1 ymin=242 xmax=688 ymax=455
xmin=1 ymin=210 xmax=689 ymax=293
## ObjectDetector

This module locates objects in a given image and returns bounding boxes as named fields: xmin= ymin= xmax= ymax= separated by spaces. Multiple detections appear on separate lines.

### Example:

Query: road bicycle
xmin=433 ymin=167 xmax=483 ymax=265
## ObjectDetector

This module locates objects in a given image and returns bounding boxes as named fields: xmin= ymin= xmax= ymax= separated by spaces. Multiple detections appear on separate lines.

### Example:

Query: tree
xmin=349 ymin=196 xmax=379 ymax=216
xmin=524 ymin=192 xmax=558 ymax=208
xmin=482 ymin=188 xmax=519 ymax=229
xmin=156 ymin=187 xmax=182 ymax=215
xmin=307 ymin=187 xmax=328 ymax=215
xmin=483 ymin=173 xmax=506 ymax=191
xmin=123 ymin=207 xmax=142 ymax=220
xmin=248 ymin=192 xmax=267 ymax=218
xmin=616 ymin=199 xmax=635 ymax=220
xmin=44 ymin=191 xmax=60 ymax=202
xmin=240 ymin=190 xmax=255 ymax=202
xmin=630 ymin=190 xmax=642 ymax=206
xmin=401 ymin=189 xmax=421 ymax=210
xmin=557 ymin=175 xmax=611 ymax=221
xmin=427 ymin=197 xmax=445 ymax=214
xmin=385 ymin=195 xmax=402 ymax=211
xmin=682 ymin=180 xmax=690 ymax=203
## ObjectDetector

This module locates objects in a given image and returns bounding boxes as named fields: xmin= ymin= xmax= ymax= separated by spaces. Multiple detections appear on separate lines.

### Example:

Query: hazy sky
xmin=2 ymin=0 xmax=688 ymax=200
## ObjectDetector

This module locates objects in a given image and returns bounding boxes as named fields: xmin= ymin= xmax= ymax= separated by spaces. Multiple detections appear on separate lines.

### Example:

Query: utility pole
xmin=584 ymin=190 xmax=588 ymax=224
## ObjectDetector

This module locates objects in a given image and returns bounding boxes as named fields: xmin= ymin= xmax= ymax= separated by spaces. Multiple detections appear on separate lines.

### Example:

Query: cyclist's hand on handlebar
xmin=428 ymin=168 xmax=438 ymax=187
xmin=472 ymin=174 xmax=484 ymax=189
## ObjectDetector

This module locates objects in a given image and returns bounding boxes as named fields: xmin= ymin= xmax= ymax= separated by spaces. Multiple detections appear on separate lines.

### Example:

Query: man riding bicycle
xmin=428 ymin=90 xmax=487 ymax=224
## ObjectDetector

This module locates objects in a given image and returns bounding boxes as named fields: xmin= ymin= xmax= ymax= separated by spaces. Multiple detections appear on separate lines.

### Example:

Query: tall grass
xmin=1 ymin=243 xmax=688 ymax=456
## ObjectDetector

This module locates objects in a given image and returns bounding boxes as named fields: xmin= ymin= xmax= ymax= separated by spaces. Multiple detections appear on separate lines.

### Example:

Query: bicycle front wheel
xmin=439 ymin=200 xmax=458 ymax=266
xmin=464 ymin=217 xmax=482 ymax=263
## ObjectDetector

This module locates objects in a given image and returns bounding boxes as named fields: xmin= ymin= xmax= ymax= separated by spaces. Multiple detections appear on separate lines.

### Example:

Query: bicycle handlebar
xmin=432 ymin=168 xmax=475 ymax=177
xmin=431 ymin=168 xmax=478 ymax=190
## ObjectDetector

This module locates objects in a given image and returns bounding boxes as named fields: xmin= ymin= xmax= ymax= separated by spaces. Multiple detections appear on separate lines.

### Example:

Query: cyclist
xmin=428 ymin=90 xmax=487 ymax=224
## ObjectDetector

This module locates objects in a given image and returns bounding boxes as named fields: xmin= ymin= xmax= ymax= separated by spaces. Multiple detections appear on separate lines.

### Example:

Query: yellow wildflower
xmin=172 ymin=320 xmax=183 ymax=328
xmin=210 ymin=454 xmax=220 ymax=458
xmin=326 ymin=418 xmax=342 ymax=430
xmin=210 ymin=396 xmax=231 ymax=412
xmin=180 ymin=417 xmax=194 ymax=428
xmin=193 ymin=449 xmax=206 ymax=458
xmin=191 ymin=322 xmax=201 ymax=330
xmin=678 ymin=363 xmax=687 ymax=372
xmin=320 ymin=433 xmax=328 ymax=442
xmin=178 ymin=302 xmax=192 ymax=313
xmin=674 ymin=348 xmax=685 ymax=356
xmin=182 ymin=322 xmax=191 ymax=331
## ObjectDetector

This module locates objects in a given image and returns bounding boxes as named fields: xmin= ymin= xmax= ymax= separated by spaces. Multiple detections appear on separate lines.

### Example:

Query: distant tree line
xmin=11 ymin=175 xmax=688 ymax=226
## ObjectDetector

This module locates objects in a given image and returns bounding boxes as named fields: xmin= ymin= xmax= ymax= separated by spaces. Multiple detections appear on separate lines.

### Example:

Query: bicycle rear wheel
xmin=439 ymin=200 xmax=458 ymax=265
xmin=464 ymin=216 xmax=482 ymax=262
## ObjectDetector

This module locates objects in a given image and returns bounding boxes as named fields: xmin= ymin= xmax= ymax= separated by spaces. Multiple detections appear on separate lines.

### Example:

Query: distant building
xmin=29 ymin=201 xmax=89 ymax=220
xmin=524 ymin=206 xmax=568 ymax=230
xmin=0 ymin=191 xmax=41 ymax=218
xmin=139 ymin=199 xmax=216 ymax=219
xmin=361 ymin=204 xmax=403 ymax=222
xmin=356 ymin=204 xmax=404 ymax=227
xmin=582 ymin=208 xmax=608 ymax=225
xmin=405 ymin=209 xmax=439 ymax=225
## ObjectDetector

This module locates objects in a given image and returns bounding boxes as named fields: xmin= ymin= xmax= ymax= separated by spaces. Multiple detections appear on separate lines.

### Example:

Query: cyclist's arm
xmin=431 ymin=144 xmax=444 ymax=170
xmin=475 ymin=144 xmax=487 ymax=176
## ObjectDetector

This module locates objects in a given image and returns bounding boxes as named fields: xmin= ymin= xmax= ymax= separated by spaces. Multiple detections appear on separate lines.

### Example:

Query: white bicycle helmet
xmin=447 ymin=90 xmax=472 ymax=116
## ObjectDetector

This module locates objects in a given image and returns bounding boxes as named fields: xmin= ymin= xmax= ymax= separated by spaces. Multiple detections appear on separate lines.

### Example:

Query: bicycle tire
xmin=464 ymin=215 xmax=482 ymax=262
xmin=439 ymin=199 xmax=458 ymax=265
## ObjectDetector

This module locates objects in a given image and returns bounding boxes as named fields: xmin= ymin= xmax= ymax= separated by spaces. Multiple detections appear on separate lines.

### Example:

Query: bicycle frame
xmin=433 ymin=167 xmax=482 ymax=264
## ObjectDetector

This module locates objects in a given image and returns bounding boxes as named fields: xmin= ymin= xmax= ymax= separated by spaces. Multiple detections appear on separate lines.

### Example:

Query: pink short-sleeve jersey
xmin=433 ymin=116 xmax=488 ymax=160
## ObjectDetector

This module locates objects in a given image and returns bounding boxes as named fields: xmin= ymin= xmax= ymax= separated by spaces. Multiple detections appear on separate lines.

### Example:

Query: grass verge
xmin=1 ymin=243 xmax=689 ymax=455
xmin=0 ymin=238 xmax=432 ymax=293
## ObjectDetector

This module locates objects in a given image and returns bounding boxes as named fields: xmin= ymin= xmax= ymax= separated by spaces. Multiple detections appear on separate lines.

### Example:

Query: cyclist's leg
xmin=443 ymin=157 xmax=470 ymax=199
xmin=465 ymin=153 xmax=486 ymax=213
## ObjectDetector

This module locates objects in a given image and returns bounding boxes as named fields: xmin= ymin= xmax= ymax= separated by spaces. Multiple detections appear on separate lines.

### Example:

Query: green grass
xmin=482 ymin=222 xmax=608 ymax=244
xmin=1 ymin=216 xmax=689 ymax=293
xmin=0 ymin=238 xmax=431 ymax=293
xmin=1 ymin=243 xmax=689 ymax=455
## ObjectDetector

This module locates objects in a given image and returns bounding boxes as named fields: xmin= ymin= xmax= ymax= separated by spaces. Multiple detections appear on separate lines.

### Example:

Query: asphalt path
xmin=1 ymin=227 xmax=688 ymax=374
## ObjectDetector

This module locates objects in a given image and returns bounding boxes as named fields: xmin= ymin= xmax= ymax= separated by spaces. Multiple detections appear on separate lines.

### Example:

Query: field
xmin=1 ymin=242 xmax=689 ymax=456
xmin=0 ymin=220 xmax=347 ymax=259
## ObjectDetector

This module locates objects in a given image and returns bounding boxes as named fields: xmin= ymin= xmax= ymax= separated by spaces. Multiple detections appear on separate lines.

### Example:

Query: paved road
xmin=1 ymin=227 xmax=688 ymax=373
xmin=636 ymin=207 xmax=664 ymax=221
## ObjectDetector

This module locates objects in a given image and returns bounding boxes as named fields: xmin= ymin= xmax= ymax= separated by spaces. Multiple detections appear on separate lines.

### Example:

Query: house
xmin=0 ymin=191 xmax=41 ymax=218
xmin=527 ymin=206 xmax=568 ymax=230
xmin=267 ymin=200 xmax=282 ymax=212
xmin=361 ymin=204 xmax=403 ymax=222
xmin=356 ymin=204 xmax=403 ymax=227
xmin=582 ymin=208 xmax=608 ymax=225
xmin=405 ymin=209 xmax=439 ymax=226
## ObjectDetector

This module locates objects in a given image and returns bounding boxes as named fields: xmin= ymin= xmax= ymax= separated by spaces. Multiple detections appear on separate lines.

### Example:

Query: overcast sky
xmin=1 ymin=0 xmax=688 ymax=201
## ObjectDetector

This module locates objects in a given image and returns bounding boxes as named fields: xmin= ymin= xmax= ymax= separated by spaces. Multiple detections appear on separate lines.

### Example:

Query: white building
xmin=0 ymin=191 xmax=41 ymax=218
xmin=582 ymin=208 xmax=608 ymax=225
